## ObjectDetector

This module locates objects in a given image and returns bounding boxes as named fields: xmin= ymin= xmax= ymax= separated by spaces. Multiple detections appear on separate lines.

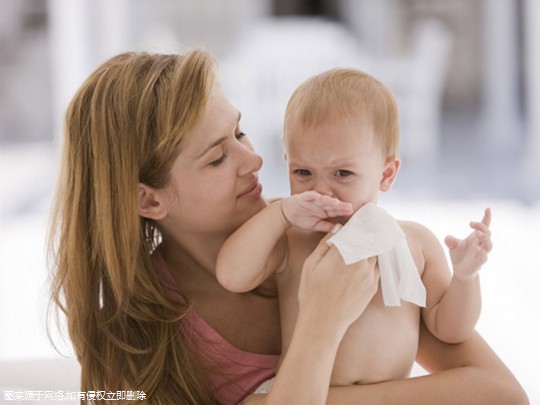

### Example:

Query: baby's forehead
xmin=288 ymin=100 xmax=368 ymax=121
xmin=285 ymin=113 xmax=375 ymax=140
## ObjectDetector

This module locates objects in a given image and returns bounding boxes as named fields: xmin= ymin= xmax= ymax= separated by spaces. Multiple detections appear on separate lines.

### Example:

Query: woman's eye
xmin=210 ymin=153 xmax=227 ymax=167
xmin=294 ymin=169 xmax=311 ymax=176
xmin=335 ymin=170 xmax=353 ymax=177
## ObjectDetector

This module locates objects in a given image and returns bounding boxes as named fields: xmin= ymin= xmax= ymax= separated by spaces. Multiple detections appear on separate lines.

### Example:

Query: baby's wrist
xmin=277 ymin=199 xmax=293 ymax=229
xmin=452 ymin=270 xmax=480 ymax=283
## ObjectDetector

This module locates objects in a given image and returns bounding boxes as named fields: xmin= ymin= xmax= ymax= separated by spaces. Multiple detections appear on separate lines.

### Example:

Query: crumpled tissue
xmin=327 ymin=202 xmax=426 ymax=307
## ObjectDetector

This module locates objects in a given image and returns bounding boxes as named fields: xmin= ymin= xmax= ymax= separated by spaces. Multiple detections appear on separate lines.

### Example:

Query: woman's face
xmin=160 ymin=85 xmax=266 ymax=238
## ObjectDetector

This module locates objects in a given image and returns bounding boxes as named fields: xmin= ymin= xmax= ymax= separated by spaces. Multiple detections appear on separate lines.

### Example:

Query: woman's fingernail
xmin=331 ymin=224 xmax=342 ymax=234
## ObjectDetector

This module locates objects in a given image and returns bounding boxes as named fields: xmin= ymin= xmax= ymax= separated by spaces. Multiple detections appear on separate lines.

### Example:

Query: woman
xmin=49 ymin=49 xmax=528 ymax=404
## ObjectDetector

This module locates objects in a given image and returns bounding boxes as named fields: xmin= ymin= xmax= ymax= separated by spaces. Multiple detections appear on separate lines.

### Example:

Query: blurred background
xmin=0 ymin=0 xmax=538 ymax=403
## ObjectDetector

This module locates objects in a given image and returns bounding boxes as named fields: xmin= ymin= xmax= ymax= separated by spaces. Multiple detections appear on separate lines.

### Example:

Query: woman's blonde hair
xmin=48 ymin=50 xmax=217 ymax=403
xmin=284 ymin=68 xmax=400 ymax=158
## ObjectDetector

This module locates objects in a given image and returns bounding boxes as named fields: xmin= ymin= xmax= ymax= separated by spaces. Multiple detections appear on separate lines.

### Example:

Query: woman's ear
xmin=379 ymin=157 xmax=400 ymax=192
xmin=137 ymin=183 xmax=167 ymax=220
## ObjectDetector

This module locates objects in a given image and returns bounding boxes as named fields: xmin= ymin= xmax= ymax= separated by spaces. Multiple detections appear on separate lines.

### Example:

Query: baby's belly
xmin=330 ymin=288 xmax=420 ymax=386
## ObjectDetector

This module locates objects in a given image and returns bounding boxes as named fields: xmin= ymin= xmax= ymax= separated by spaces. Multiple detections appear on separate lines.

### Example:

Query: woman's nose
xmin=239 ymin=146 xmax=263 ymax=176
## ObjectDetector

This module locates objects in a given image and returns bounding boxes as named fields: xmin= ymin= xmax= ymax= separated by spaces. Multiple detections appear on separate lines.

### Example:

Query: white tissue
xmin=327 ymin=203 xmax=426 ymax=307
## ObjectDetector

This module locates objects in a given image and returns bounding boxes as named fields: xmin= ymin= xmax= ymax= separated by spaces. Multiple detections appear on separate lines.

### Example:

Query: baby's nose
xmin=313 ymin=179 xmax=334 ymax=197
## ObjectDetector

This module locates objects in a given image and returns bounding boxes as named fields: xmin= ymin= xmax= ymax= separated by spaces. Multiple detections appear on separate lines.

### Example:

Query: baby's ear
xmin=380 ymin=157 xmax=400 ymax=192
xmin=137 ymin=183 xmax=167 ymax=220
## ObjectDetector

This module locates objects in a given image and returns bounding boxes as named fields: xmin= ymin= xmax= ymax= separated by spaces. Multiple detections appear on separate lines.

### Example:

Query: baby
xmin=217 ymin=68 xmax=492 ymax=385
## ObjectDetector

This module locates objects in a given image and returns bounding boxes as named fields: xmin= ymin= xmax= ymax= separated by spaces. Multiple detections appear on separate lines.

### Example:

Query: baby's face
xmin=284 ymin=117 xmax=395 ymax=221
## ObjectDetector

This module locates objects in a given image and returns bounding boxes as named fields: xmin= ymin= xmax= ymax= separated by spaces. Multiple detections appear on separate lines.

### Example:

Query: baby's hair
xmin=284 ymin=68 xmax=400 ymax=158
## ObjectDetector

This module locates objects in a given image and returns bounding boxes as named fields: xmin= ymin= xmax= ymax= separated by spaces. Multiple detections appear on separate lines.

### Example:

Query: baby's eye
xmin=294 ymin=169 xmax=312 ymax=177
xmin=335 ymin=170 xmax=353 ymax=177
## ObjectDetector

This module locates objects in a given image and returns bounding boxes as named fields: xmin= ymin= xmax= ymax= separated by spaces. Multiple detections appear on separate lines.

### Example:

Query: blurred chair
xmin=377 ymin=19 xmax=453 ymax=167
xmin=220 ymin=17 xmax=453 ymax=169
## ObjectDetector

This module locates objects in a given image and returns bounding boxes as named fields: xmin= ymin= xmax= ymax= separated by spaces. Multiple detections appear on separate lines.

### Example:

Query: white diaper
xmin=254 ymin=377 xmax=275 ymax=394
xmin=327 ymin=203 xmax=426 ymax=307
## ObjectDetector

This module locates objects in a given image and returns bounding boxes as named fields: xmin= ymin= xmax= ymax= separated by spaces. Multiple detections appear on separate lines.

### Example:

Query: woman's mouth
xmin=238 ymin=181 xmax=263 ymax=199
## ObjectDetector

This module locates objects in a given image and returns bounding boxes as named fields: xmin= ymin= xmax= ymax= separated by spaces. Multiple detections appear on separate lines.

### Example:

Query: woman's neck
xmin=159 ymin=230 xmax=226 ymax=283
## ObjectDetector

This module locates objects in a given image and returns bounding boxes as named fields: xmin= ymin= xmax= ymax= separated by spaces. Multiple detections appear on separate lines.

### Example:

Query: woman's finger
xmin=304 ymin=224 xmax=342 ymax=269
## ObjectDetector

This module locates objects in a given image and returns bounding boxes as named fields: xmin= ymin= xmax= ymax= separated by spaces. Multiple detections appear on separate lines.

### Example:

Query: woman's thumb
xmin=308 ymin=224 xmax=342 ymax=267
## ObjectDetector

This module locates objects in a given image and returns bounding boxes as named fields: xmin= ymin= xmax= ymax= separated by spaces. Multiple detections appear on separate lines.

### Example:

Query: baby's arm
xmin=422 ymin=209 xmax=492 ymax=343
xmin=216 ymin=191 xmax=352 ymax=293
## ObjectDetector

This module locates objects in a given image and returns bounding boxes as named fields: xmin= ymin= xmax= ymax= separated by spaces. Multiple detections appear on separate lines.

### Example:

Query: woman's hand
xmin=256 ymin=227 xmax=379 ymax=405
xmin=297 ymin=226 xmax=379 ymax=336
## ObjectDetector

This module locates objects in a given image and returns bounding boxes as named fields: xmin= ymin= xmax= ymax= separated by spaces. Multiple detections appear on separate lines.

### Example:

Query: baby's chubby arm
xmin=422 ymin=209 xmax=492 ymax=343
xmin=216 ymin=191 xmax=353 ymax=293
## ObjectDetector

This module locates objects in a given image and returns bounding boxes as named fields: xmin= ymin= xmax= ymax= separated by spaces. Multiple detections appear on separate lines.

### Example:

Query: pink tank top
xmin=154 ymin=252 xmax=279 ymax=404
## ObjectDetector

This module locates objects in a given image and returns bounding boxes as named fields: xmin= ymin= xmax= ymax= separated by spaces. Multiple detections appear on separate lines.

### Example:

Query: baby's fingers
xmin=444 ymin=235 xmax=459 ymax=250
xmin=481 ymin=208 xmax=492 ymax=227
xmin=476 ymin=231 xmax=493 ymax=252
xmin=469 ymin=208 xmax=492 ymax=234
xmin=472 ymin=245 xmax=488 ymax=265
xmin=316 ymin=195 xmax=353 ymax=217
xmin=469 ymin=220 xmax=491 ymax=236
xmin=311 ymin=220 xmax=339 ymax=233
xmin=325 ymin=206 xmax=354 ymax=218
xmin=467 ymin=230 xmax=493 ymax=253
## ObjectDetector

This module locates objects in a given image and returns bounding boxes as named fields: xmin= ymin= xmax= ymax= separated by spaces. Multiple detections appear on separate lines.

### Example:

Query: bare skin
xmin=142 ymin=85 xmax=527 ymax=404
xmin=217 ymin=113 xmax=494 ymax=385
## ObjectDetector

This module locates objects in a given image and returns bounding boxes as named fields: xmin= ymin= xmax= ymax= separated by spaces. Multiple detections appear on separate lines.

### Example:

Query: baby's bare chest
xmin=330 ymin=288 xmax=420 ymax=385
xmin=278 ymin=230 xmax=422 ymax=385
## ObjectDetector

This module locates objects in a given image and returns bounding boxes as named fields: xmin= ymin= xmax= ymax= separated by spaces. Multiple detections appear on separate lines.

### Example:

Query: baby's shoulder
xmin=396 ymin=220 xmax=441 ymax=271
xmin=397 ymin=219 xmax=439 ymax=246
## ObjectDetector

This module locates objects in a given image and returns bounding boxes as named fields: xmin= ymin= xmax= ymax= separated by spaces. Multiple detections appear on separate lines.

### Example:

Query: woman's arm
xmin=324 ymin=324 xmax=528 ymax=404
xmin=245 ymin=325 xmax=528 ymax=405
xmin=244 ymin=222 xmax=527 ymax=404
xmin=243 ymin=228 xmax=379 ymax=405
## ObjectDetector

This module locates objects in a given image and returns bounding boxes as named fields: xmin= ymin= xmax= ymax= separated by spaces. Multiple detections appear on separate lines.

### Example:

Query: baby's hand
xmin=281 ymin=191 xmax=353 ymax=232
xmin=444 ymin=208 xmax=492 ymax=281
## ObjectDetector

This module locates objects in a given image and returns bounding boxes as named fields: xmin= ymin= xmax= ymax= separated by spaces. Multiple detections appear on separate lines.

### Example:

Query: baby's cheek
xmin=349 ymin=198 xmax=375 ymax=213
xmin=289 ymin=181 xmax=310 ymax=195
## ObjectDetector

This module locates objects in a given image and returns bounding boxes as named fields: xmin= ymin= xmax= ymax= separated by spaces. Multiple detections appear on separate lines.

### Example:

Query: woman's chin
xmin=237 ymin=196 xmax=267 ymax=223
